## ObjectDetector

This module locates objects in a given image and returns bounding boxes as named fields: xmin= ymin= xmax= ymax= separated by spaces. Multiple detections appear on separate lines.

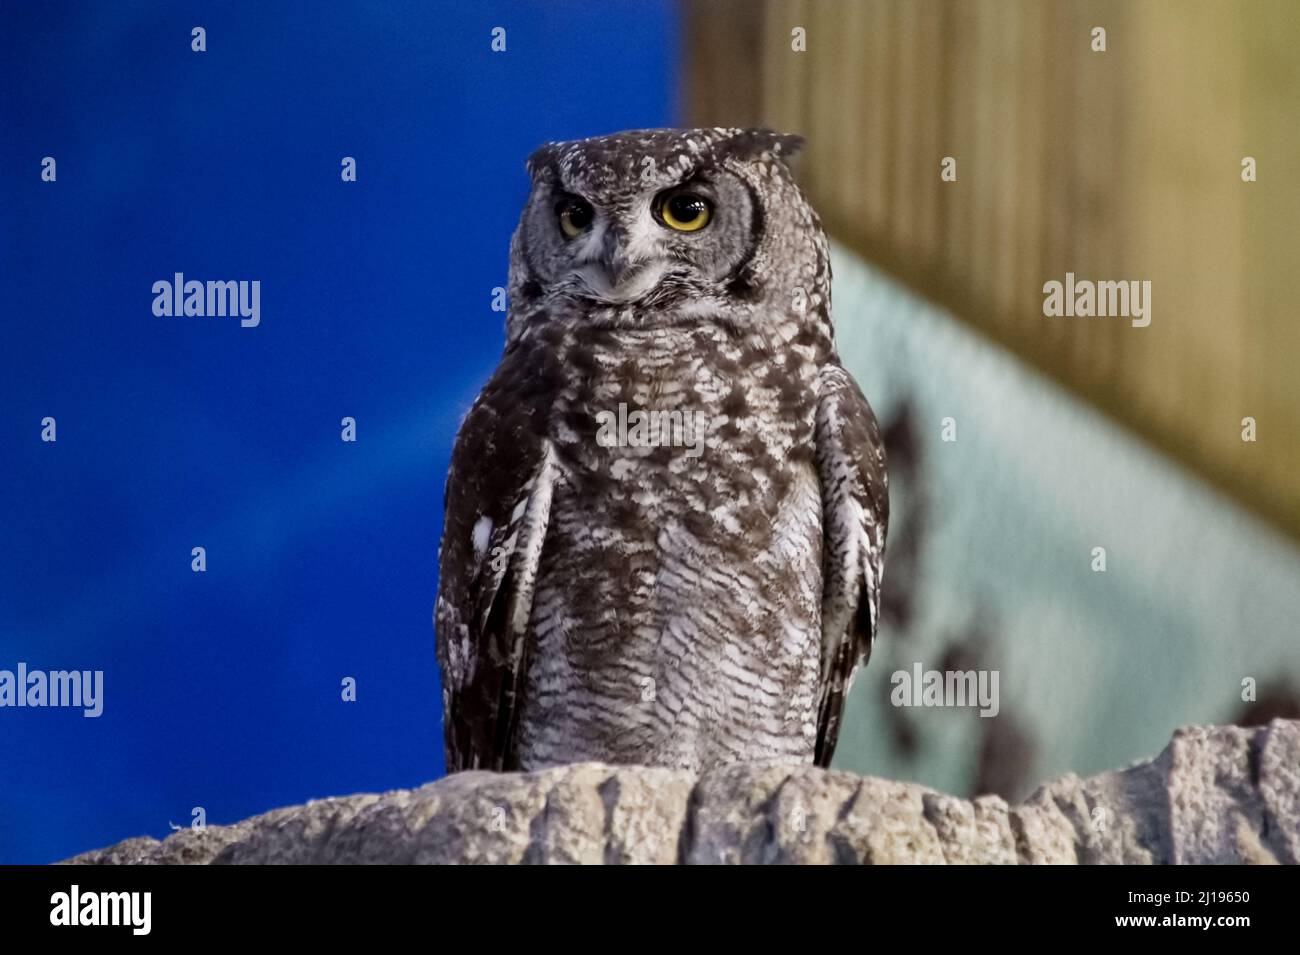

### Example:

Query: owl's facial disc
xmin=523 ymin=166 xmax=758 ymax=312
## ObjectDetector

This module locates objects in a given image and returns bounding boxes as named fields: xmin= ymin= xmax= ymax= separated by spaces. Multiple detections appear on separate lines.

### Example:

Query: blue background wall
xmin=0 ymin=0 xmax=676 ymax=864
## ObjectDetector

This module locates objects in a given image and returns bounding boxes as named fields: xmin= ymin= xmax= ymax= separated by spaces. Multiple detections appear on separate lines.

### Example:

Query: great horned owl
xmin=436 ymin=128 xmax=887 ymax=773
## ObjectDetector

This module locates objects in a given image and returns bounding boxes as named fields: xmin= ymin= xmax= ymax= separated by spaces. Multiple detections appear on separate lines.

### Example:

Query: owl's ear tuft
xmin=526 ymin=143 xmax=560 ymax=180
xmin=722 ymin=129 xmax=805 ymax=165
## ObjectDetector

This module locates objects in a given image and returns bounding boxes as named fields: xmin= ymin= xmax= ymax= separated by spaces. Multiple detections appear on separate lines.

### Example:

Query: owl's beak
xmin=598 ymin=228 xmax=637 ymax=288
xmin=575 ymin=227 xmax=661 ymax=303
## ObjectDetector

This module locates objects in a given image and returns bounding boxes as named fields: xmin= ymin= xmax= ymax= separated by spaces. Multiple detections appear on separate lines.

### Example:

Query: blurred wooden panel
xmin=683 ymin=0 xmax=1300 ymax=540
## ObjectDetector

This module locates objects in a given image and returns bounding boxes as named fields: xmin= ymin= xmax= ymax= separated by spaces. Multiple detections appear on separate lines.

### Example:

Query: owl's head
xmin=508 ymin=128 xmax=831 ymax=340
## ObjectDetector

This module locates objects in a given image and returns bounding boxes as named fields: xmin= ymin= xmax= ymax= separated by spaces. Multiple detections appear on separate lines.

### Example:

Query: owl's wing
xmin=436 ymin=350 xmax=557 ymax=772
xmin=813 ymin=361 xmax=889 ymax=767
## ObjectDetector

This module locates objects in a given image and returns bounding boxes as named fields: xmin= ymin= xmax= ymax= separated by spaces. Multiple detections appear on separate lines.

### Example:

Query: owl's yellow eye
xmin=557 ymin=196 xmax=594 ymax=239
xmin=656 ymin=192 xmax=712 ymax=233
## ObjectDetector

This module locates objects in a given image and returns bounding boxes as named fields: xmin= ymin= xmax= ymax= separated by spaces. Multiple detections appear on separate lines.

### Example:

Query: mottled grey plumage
xmin=436 ymin=128 xmax=887 ymax=773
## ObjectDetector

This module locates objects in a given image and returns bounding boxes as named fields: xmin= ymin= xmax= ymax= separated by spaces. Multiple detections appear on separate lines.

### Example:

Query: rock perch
xmin=65 ymin=720 xmax=1299 ymax=864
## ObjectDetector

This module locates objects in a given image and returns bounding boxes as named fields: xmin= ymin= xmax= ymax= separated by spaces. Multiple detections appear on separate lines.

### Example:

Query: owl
xmin=436 ymin=128 xmax=887 ymax=774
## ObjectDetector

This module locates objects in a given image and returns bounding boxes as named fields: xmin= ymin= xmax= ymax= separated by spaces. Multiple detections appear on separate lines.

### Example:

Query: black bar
xmin=0 ymin=864 xmax=1292 ymax=940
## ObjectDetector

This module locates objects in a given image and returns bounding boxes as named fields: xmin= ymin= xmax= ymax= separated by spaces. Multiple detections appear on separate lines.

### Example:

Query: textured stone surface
xmin=64 ymin=720 xmax=1299 ymax=865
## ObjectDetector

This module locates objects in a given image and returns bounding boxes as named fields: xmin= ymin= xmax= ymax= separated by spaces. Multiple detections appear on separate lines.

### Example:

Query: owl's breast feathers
xmin=436 ymin=325 xmax=887 ymax=771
